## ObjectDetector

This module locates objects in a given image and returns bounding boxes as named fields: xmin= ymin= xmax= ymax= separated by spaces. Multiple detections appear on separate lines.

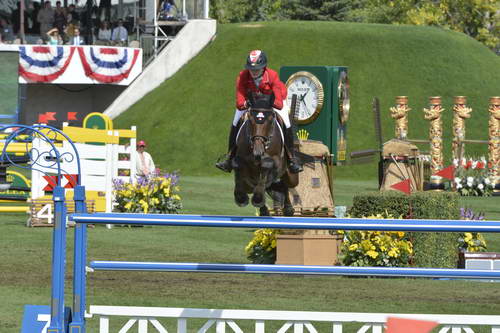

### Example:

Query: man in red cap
xmin=136 ymin=140 xmax=156 ymax=178
xmin=215 ymin=50 xmax=302 ymax=174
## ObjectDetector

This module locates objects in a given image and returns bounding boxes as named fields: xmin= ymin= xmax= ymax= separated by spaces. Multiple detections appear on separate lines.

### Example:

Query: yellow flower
xmin=349 ymin=244 xmax=359 ymax=251
xmin=366 ymin=250 xmax=379 ymax=259
xmin=124 ymin=202 xmax=133 ymax=210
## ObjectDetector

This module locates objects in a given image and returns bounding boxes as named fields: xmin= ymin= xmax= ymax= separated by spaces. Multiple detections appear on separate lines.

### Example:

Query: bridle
xmin=248 ymin=108 xmax=276 ymax=151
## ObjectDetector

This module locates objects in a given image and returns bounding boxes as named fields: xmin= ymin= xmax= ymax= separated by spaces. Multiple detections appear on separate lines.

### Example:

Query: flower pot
xmin=276 ymin=230 xmax=343 ymax=266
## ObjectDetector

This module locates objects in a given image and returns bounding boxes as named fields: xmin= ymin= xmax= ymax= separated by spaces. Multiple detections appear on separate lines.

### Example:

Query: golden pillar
xmin=424 ymin=96 xmax=445 ymax=176
xmin=488 ymin=97 xmax=500 ymax=191
xmin=390 ymin=96 xmax=411 ymax=140
xmin=452 ymin=96 xmax=472 ymax=162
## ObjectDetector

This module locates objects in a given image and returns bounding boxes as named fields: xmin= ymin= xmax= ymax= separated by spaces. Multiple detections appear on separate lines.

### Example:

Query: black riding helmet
xmin=245 ymin=50 xmax=267 ymax=70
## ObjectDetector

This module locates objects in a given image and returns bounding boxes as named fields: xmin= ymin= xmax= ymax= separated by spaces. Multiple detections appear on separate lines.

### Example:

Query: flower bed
xmin=453 ymin=157 xmax=494 ymax=196
xmin=112 ymin=172 xmax=182 ymax=214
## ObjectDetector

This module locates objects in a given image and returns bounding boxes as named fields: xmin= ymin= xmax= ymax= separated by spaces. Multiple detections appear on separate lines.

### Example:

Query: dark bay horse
xmin=233 ymin=100 xmax=298 ymax=216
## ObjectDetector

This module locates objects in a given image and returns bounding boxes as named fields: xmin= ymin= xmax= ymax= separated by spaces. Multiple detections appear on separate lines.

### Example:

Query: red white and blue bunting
xmin=77 ymin=46 xmax=140 ymax=83
xmin=18 ymin=46 xmax=76 ymax=82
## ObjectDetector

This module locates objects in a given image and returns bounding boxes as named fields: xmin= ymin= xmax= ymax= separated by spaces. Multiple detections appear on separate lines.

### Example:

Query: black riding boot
xmin=215 ymin=125 xmax=238 ymax=173
xmin=284 ymin=127 xmax=303 ymax=173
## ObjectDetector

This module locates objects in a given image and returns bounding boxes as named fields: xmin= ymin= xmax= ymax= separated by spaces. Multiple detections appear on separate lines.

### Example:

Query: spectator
xmin=30 ymin=1 xmax=41 ymax=34
xmin=158 ymin=0 xmax=177 ymax=20
xmin=67 ymin=4 xmax=80 ymax=23
xmin=99 ymin=0 xmax=111 ymax=22
xmin=111 ymin=19 xmax=128 ymax=45
xmin=11 ymin=2 xmax=29 ymax=35
xmin=97 ymin=20 xmax=111 ymax=44
xmin=64 ymin=19 xmax=79 ymax=40
xmin=37 ymin=1 xmax=54 ymax=41
xmin=0 ymin=18 xmax=15 ymax=43
xmin=46 ymin=27 xmax=62 ymax=45
xmin=68 ymin=27 xmax=84 ymax=45
xmin=135 ymin=140 xmax=156 ymax=178
xmin=53 ymin=1 xmax=67 ymax=35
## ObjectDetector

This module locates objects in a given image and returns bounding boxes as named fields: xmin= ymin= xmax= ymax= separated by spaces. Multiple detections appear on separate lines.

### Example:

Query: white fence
xmin=88 ymin=306 xmax=500 ymax=333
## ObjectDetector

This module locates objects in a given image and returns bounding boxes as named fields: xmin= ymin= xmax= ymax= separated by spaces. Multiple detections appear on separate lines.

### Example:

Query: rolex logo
xmin=297 ymin=129 xmax=309 ymax=140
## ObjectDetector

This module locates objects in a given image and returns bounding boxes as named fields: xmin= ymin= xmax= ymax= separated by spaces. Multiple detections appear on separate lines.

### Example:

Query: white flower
xmin=461 ymin=157 xmax=467 ymax=167
xmin=453 ymin=159 xmax=459 ymax=167
xmin=454 ymin=177 xmax=462 ymax=184
xmin=456 ymin=183 xmax=463 ymax=189
xmin=478 ymin=183 xmax=484 ymax=190
xmin=480 ymin=156 xmax=487 ymax=164
xmin=467 ymin=176 xmax=474 ymax=183
xmin=484 ymin=178 xmax=491 ymax=185
xmin=471 ymin=160 xmax=478 ymax=169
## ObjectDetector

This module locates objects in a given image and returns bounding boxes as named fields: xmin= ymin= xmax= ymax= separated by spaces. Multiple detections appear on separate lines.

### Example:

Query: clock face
xmin=338 ymin=71 xmax=350 ymax=124
xmin=286 ymin=71 xmax=324 ymax=125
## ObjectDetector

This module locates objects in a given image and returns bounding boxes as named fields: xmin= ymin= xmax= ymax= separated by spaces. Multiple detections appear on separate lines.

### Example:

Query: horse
xmin=233 ymin=98 xmax=298 ymax=216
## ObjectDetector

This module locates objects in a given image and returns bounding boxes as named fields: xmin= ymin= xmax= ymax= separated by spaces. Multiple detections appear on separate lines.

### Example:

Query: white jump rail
xmin=88 ymin=306 xmax=500 ymax=333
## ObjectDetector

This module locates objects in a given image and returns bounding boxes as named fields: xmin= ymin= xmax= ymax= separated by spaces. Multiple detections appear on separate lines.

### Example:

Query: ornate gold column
xmin=488 ymin=97 xmax=500 ymax=191
xmin=452 ymin=96 xmax=472 ymax=162
xmin=390 ymin=96 xmax=411 ymax=140
xmin=424 ymin=96 xmax=445 ymax=176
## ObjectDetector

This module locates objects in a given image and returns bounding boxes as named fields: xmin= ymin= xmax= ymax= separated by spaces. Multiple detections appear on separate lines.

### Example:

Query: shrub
xmin=348 ymin=191 xmax=460 ymax=268
xmin=112 ymin=172 xmax=182 ymax=214
xmin=245 ymin=228 xmax=277 ymax=264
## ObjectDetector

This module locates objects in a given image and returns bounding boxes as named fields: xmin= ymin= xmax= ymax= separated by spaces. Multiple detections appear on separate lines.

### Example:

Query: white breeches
xmin=232 ymin=104 xmax=291 ymax=128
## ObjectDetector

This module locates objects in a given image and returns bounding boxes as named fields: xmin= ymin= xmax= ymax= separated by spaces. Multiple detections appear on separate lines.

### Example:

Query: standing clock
xmin=280 ymin=66 xmax=349 ymax=165
xmin=285 ymin=71 xmax=324 ymax=125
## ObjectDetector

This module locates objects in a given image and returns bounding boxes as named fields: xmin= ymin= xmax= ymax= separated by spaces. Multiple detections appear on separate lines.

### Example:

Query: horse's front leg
xmin=234 ymin=171 xmax=249 ymax=207
xmin=251 ymin=158 xmax=273 ymax=207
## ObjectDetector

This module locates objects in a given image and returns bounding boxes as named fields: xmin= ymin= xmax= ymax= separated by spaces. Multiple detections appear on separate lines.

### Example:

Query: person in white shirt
xmin=135 ymin=140 xmax=156 ymax=178
xmin=97 ymin=21 xmax=112 ymax=44
xmin=111 ymin=19 xmax=128 ymax=45
xmin=70 ymin=27 xmax=84 ymax=45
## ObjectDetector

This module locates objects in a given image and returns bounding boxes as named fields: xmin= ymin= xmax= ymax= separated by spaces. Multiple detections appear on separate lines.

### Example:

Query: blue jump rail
xmin=70 ymin=213 xmax=500 ymax=233
xmin=89 ymin=261 xmax=500 ymax=280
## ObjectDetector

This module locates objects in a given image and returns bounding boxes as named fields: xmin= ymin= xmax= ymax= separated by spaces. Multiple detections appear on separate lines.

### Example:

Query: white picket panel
xmin=88 ymin=306 xmax=500 ymax=333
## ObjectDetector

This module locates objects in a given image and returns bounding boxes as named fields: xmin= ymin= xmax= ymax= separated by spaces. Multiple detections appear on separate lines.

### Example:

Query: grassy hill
xmin=115 ymin=21 xmax=500 ymax=178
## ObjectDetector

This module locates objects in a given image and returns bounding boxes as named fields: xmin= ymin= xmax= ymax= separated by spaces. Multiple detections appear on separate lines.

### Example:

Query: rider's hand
xmin=244 ymin=100 xmax=252 ymax=109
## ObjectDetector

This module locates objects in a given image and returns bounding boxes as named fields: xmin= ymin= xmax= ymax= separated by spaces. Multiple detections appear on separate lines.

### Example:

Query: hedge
xmin=348 ymin=191 xmax=460 ymax=268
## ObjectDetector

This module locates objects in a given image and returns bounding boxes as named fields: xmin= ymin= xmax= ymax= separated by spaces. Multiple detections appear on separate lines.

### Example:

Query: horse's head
xmin=248 ymin=108 xmax=275 ymax=162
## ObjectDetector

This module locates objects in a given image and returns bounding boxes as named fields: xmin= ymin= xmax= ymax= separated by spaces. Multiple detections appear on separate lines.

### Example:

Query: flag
xmin=390 ymin=179 xmax=411 ymax=195
xmin=386 ymin=317 xmax=438 ymax=333
xmin=67 ymin=112 xmax=78 ymax=121
xmin=433 ymin=165 xmax=455 ymax=180
xmin=44 ymin=112 xmax=57 ymax=121
xmin=38 ymin=113 xmax=48 ymax=124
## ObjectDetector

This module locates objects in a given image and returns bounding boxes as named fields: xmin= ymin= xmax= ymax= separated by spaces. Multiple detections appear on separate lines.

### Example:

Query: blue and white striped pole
xmin=70 ymin=213 xmax=500 ymax=233
xmin=88 ymin=261 xmax=500 ymax=280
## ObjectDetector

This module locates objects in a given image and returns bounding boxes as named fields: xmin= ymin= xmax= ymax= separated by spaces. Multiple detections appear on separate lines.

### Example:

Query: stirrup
xmin=215 ymin=154 xmax=233 ymax=173
xmin=288 ymin=157 xmax=303 ymax=173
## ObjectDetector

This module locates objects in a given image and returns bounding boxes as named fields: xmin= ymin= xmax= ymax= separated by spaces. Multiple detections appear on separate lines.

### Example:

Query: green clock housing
xmin=280 ymin=66 xmax=349 ymax=165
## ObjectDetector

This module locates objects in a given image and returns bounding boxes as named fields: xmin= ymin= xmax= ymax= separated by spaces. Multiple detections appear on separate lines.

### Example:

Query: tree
xmin=350 ymin=0 xmax=499 ymax=50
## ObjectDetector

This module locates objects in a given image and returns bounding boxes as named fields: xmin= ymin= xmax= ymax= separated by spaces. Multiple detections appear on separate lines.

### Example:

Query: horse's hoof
xmin=251 ymin=194 xmax=265 ymax=207
xmin=235 ymin=193 xmax=249 ymax=207
xmin=284 ymin=206 xmax=295 ymax=216
xmin=259 ymin=206 xmax=270 ymax=216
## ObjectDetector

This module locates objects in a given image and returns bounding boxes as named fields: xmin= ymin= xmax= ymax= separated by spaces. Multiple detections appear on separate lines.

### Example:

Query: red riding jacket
xmin=236 ymin=68 xmax=287 ymax=110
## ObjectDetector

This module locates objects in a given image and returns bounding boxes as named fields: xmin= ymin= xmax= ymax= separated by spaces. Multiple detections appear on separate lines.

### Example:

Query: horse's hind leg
xmin=259 ymin=206 xmax=270 ymax=216
xmin=283 ymin=187 xmax=295 ymax=216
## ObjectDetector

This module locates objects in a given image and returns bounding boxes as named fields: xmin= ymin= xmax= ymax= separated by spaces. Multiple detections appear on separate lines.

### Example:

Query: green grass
xmin=1 ymin=176 xmax=500 ymax=332
xmin=114 ymin=21 xmax=500 ymax=179
xmin=0 ymin=52 xmax=18 ymax=120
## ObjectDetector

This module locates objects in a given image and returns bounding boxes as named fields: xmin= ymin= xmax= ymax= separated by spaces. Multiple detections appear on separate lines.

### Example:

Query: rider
xmin=215 ymin=50 xmax=303 ymax=174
